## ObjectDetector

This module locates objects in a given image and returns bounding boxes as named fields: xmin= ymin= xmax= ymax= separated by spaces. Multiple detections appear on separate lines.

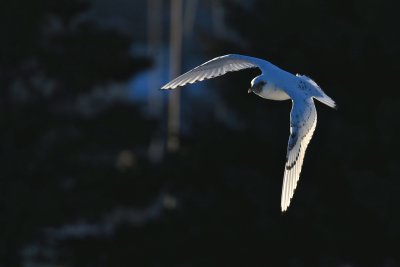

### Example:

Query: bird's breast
xmin=258 ymin=83 xmax=291 ymax=101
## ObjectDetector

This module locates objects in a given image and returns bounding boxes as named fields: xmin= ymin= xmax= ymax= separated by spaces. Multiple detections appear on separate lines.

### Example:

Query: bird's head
xmin=248 ymin=76 xmax=267 ymax=95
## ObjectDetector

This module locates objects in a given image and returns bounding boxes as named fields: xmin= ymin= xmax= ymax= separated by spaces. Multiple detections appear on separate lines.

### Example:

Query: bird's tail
xmin=314 ymin=94 xmax=337 ymax=109
xmin=297 ymin=74 xmax=337 ymax=109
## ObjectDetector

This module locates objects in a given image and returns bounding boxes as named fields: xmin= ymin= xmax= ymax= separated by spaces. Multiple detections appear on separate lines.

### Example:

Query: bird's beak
xmin=248 ymin=87 xmax=252 ymax=94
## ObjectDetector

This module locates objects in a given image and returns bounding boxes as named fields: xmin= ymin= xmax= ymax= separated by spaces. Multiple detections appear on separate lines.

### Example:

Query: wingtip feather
xmin=161 ymin=84 xmax=178 ymax=90
xmin=333 ymin=103 xmax=338 ymax=110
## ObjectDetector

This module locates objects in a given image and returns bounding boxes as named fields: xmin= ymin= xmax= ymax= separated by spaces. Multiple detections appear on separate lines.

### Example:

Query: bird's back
xmin=296 ymin=75 xmax=336 ymax=109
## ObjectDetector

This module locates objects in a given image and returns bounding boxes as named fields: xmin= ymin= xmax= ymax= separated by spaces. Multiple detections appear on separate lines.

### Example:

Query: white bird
xmin=161 ymin=54 xmax=336 ymax=212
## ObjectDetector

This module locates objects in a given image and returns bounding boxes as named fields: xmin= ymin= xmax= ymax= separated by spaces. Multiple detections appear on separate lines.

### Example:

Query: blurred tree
xmin=1 ymin=0 xmax=399 ymax=266
xmin=0 ymin=0 xmax=155 ymax=266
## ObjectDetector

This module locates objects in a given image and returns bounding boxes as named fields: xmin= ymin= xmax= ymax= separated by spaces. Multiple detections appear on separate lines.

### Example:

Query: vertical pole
xmin=147 ymin=0 xmax=163 ymax=117
xmin=167 ymin=0 xmax=183 ymax=152
xmin=146 ymin=0 xmax=165 ymax=163
xmin=211 ymin=0 xmax=224 ymax=35
xmin=183 ymin=0 xmax=198 ymax=37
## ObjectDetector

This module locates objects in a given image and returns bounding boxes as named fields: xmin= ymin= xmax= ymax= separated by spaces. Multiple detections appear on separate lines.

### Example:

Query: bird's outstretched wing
xmin=161 ymin=54 xmax=265 ymax=89
xmin=281 ymin=98 xmax=317 ymax=212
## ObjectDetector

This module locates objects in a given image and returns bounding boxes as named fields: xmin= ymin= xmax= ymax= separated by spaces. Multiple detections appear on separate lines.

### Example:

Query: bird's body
xmin=161 ymin=54 xmax=336 ymax=211
xmin=254 ymin=79 xmax=290 ymax=101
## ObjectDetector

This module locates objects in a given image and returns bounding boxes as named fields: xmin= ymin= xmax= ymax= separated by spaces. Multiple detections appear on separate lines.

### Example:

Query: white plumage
xmin=161 ymin=54 xmax=336 ymax=212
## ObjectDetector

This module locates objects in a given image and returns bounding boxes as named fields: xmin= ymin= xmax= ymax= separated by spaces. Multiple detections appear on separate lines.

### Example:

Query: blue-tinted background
xmin=0 ymin=0 xmax=399 ymax=266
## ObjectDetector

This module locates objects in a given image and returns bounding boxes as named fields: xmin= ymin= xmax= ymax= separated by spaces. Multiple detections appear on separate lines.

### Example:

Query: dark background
xmin=0 ymin=0 xmax=399 ymax=266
